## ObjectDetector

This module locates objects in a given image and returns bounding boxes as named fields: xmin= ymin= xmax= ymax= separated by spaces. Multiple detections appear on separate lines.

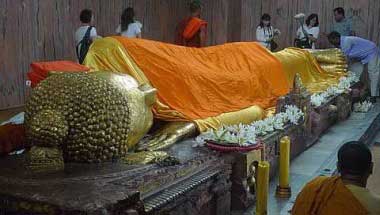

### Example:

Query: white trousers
xmin=349 ymin=56 xmax=380 ymax=97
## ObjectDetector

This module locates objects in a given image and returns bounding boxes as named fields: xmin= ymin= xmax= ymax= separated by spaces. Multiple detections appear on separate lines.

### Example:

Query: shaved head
xmin=338 ymin=141 xmax=372 ymax=176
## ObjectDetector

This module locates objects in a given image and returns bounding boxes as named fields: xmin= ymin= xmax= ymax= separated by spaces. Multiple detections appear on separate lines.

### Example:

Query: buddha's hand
xmin=136 ymin=122 xmax=197 ymax=151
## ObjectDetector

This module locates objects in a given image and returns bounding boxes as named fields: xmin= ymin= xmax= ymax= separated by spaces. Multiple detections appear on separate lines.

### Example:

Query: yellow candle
xmin=279 ymin=136 xmax=290 ymax=188
xmin=256 ymin=161 xmax=270 ymax=215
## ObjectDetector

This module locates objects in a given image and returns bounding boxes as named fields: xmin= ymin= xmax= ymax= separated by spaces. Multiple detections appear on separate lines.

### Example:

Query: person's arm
xmin=341 ymin=37 xmax=356 ymax=61
xmin=199 ymin=25 xmax=207 ymax=47
xmin=296 ymin=27 xmax=303 ymax=39
xmin=297 ymin=21 xmax=309 ymax=39
xmin=134 ymin=24 xmax=142 ymax=38
xmin=116 ymin=25 xmax=121 ymax=35
xmin=90 ymin=28 xmax=102 ymax=40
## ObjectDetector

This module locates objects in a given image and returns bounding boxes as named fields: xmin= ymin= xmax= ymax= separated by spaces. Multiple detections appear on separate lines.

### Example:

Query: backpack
xmin=76 ymin=26 xmax=93 ymax=64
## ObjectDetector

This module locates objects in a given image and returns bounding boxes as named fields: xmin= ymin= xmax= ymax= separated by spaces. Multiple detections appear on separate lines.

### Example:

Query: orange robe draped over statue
xmin=175 ymin=17 xmax=207 ymax=47
xmin=292 ymin=176 xmax=368 ymax=215
xmin=84 ymin=37 xmax=344 ymax=131
xmin=85 ymin=37 xmax=289 ymax=121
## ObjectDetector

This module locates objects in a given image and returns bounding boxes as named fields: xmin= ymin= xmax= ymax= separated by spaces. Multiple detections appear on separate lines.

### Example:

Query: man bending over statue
xmin=292 ymin=141 xmax=380 ymax=215
xmin=175 ymin=0 xmax=207 ymax=47
xmin=328 ymin=31 xmax=380 ymax=103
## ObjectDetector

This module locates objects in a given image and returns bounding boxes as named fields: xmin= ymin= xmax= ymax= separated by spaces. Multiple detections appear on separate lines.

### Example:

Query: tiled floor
xmin=242 ymin=103 xmax=380 ymax=215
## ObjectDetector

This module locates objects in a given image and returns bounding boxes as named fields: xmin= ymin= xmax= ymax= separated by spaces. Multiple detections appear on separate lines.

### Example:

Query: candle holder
xmin=276 ymin=185 xmax=291 ymax=198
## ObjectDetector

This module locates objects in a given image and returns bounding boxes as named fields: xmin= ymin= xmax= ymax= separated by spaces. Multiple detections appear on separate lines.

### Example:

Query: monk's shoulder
xmin=303 ymin=176 xmax=329 ymax=189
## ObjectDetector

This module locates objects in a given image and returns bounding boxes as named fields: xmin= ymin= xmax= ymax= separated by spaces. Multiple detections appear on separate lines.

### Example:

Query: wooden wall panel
xmin=1 ymin=0 xmax=380 ymax=110
xmin=203 ymin=0 xmax=230 ymax=45
xmin=0 ymin=0 xmax=187 ymax=110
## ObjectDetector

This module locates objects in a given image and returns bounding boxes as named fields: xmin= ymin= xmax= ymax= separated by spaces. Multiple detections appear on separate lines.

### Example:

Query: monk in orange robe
xmin=292 ymin=141 xmax=380 ymax=215
xmin=175 ymin=1 xmax=207 ymax=47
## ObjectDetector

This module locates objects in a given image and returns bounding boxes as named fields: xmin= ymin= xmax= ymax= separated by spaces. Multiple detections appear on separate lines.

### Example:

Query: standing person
xmin=295 ymin=13 xmax=320 ymax=49
xmin=331 ymin=7 xmax=355 ymax=36
xmin=292 ymin=141 xmax=380 ymax=215
xmin=75 ymin=9 xmax=101 ymax=64
xmin=116 ymin=7 xmax=142 ymax=38
xmin=328 ymin=31 xmax=380 ymax=102
xmin=175 ymin=0 xmax=207 ymax=47
xmin=256 ymin=14 xmax=281 ymax=51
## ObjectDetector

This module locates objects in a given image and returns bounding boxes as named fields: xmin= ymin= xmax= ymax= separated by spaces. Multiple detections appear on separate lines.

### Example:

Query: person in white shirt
xmin=296 ymin=13 xmax=320 ymax=49
xmin=74 ymin=9 xmax=101 ymax=49
xmin=116 ymin=7 xmax=142 ymax=38
xmin=74 ymin=9 xmax=102 ymax=63
xmin=256 ymin=14 xmax=280 ymax=51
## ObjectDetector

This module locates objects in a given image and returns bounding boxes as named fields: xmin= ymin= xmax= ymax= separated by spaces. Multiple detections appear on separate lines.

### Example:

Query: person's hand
xmin=274 ymin=29 xmax=281 ymax=36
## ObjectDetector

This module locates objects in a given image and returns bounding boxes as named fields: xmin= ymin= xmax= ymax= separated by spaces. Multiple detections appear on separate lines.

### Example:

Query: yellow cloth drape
xmin=195 ymin=105 xmax=265 ymax=132
xmin=273 ymin=48 xmax=345 ymax=93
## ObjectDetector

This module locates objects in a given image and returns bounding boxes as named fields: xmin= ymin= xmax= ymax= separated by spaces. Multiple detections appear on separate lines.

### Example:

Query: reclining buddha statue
xmin=24 ymin=37 xmax=347 ymax=165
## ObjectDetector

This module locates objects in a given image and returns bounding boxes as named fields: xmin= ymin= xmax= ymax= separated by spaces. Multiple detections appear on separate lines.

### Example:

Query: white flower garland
xmin=194 ymin=105 xmax=304 ymax=147
xmin=310 ymin=72 xmax=359 ymax=107
xmin=195 ymin=72 xmax=359 ymax=147
xmin=353 ymin=101 xmax=373 ymax=113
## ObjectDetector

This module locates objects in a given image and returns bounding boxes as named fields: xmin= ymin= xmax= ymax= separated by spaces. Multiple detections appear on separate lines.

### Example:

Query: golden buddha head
xmin=25 ymin=72 xmax=156 ymax=163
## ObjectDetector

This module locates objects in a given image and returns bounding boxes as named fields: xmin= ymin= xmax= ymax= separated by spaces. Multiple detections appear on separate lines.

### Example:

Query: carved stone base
xmin=0 ymin=141 xmax=230 ymax=215
xmin=226 ymin=150 xmax=261 ymax=210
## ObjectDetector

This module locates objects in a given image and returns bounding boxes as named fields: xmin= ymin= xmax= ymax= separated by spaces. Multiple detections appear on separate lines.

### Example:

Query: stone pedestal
xmin=227 ymin=150 xmax=261 ymax=210
xmin=0 ymin=141 xmax=231 ymax=215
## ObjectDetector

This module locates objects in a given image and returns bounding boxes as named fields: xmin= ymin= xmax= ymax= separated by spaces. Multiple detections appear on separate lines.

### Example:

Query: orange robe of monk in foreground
xmin=292 ymin=176 xmax=368 ymax=215
xmin=175 ymin=17 xmax=207 ymax=47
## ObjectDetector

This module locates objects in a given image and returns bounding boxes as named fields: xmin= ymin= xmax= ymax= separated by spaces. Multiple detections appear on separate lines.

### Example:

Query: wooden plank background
xmin=1 ymin=0 xmax=379 ymax=110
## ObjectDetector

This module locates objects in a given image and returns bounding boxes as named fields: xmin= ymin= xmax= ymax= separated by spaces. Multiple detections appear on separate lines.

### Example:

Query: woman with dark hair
xmin=296 ymin=13 xmax=320 ymax=49
xmin=116 ymin=7 xmax=142 ymax=38
xmin=256 ymin=14 xmax=280 ymax=51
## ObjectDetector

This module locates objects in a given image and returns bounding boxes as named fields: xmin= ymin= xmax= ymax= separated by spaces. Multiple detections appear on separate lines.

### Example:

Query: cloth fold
xmin=292 ymin=176 xmax=367 ymax=215
xmin=273 ymin=48 xmax=345 ymax=93
xmin=84 ymin=37 xmax=345 ymax=131
xmin=113 ymin=37 xmax=289 ymax=120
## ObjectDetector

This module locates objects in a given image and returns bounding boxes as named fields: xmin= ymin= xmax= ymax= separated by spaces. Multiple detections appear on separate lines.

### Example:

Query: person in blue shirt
xmin=328 ymin=31 xmax=380 ymax=102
